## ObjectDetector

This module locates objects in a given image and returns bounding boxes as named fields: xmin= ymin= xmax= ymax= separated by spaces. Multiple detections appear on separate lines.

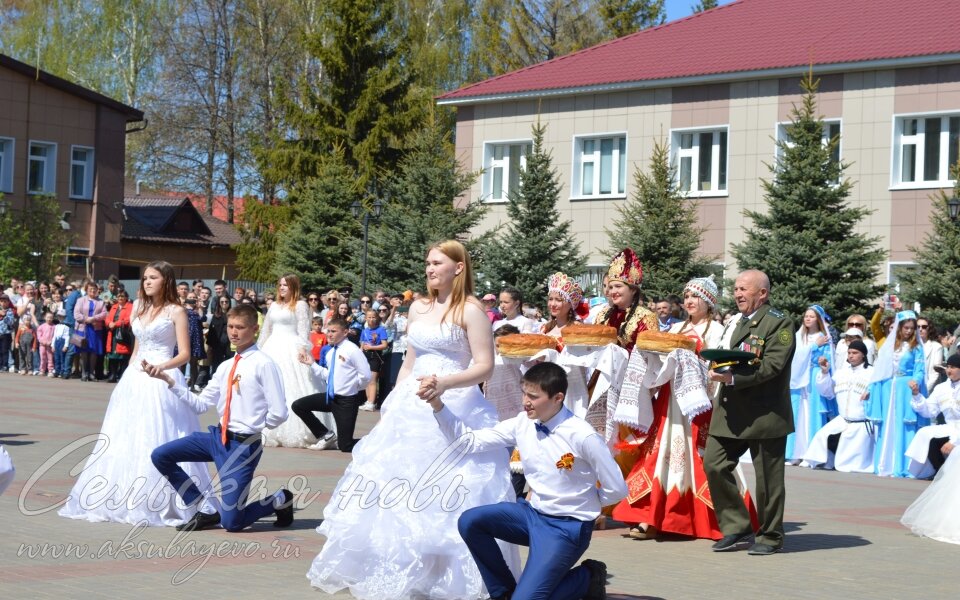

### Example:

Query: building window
xmin=66 ymin=247 xmax=89 ymax=268
xmin=671 ymin=127 xmax=728 ymax=195
xmin=28 ymin=141 xmax=57 ymax=194
xmin=70 ymin=146 xmax=94 ymax=200
xmin=483 ymin=141 xmax=531 ymax=202
xmin=893 ymin=114 xmax=960 ymax=187
xmin=0 ymin=137 xmax=13 ymax=193
xmin=572 ymin=134 xmax=627 ymax=199
xmin=887 ymin=262 xmax=918 ymax=291
xmin=775 ymin=120 xmax=841 ymax=184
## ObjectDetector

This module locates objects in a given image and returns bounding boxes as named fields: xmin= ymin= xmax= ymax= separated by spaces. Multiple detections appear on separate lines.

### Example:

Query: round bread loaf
xmin=496 ymin=333 xmax=558 ymax=358
xmin=561 ymin=323 xmax=618 ymax=346
xmin=634 ymin=330 xmax=698 ymax=353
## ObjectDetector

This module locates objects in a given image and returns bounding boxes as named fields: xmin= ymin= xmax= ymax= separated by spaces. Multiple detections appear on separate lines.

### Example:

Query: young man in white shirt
xmin=802 ymin=340 xmax=876 ymax=473
xmin=144 ymin=304 xmax=293 ymax=532
xmin=424 ymin=361 xmax=626 ymax=600
xmin=293 ymin=317 xmax=371 ymax=452
xmin=905 ymin=352 xmax=960 ymax=478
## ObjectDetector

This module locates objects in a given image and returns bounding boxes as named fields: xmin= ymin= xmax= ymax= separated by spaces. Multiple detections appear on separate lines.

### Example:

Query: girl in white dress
xmin=308 ymin=240 xmax=519 ymax=599
xmin=902 ymin=449 xmax=960 ymax=544
xmin=59 ymin=261 xmax=215 ymax=526
xmin=259 ymin=273 xmax=334 ymax=448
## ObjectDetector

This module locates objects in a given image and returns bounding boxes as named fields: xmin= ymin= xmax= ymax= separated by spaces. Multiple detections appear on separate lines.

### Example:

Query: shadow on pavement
xmin=0 ymin=433 xmax=36 ymax=446
xmin=783 ymin=533 xmax=871 ymax=552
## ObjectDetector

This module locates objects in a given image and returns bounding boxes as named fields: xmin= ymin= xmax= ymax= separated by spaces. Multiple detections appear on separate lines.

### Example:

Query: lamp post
xmin=948 ymin=195 xmax=960 ymax=222
xmin=350 ymin=199 xmax=385 ymax=298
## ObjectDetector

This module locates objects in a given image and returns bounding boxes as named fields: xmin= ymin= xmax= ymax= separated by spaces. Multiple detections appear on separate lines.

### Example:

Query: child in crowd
xmin=358 ymin=309 xmax=388 ymax=412
xmin=309 ymin=317 xmax=327 ymax=362
xmin=16 ymin=313 xmax=37 ymax=375
xmin=53 ymin=316 xmax=71 ymax=378
xmin=0 ymin=294 xmax=14 ymax=373
xmin=426 ymin=362 xmax=627 ymax=600
xmin=36 ymin=312 xmax=57 ymax=377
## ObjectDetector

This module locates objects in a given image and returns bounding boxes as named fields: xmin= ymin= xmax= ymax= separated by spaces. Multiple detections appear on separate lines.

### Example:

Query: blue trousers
xmin=151 ymin=425 xmax=276 ymax=532
xmin=458 ymin=498 xmax=593 ymax=600
xmin=53 ymin=338 xmax=66 ymax=375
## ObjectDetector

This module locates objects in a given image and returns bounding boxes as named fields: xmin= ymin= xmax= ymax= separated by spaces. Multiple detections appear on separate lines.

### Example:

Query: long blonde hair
xmin=278 ymin=273 xmax=301 ymax=310
xmin=427 ymin=240 xmax=475 ymax=327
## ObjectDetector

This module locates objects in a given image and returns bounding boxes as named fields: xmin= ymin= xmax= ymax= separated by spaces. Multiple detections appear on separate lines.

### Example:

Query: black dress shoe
xmin=176 ymin=511 xmax=221 ymax=532
xmin=582 ymin=559 xmax=608 ymax=600
xmin=747 ymin=542 xmax=781 ymax=556
xmin=274 ymin=489 xmax=294 ymax=527
xmin=711 ymin=531 xmax=753 ymax=552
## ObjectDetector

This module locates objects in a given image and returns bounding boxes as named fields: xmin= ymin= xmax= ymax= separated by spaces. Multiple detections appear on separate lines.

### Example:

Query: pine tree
xmin=731 ymin=72 xmax=885 ymax=318
xmin=349 ymin=122 xmax=489 ymax=292
xmin=482 ymin=121 xmax=586 ymax=304
xmin=606 ymin=138 xmax=715 ymax=300
xmin=897 ymin=161 xmax=960 ymax=327
xmin=234 ymin=200 xmax=295 ymax=283
xmin=599 ymin=0 xmax=665 ymax=38
xmin=259 ymin=0 xmax=426 ymax=191
xmin=273 ymin=155 xmax=364 ymax=291
xmin=691 ymin=0 xmax=718 ymax=14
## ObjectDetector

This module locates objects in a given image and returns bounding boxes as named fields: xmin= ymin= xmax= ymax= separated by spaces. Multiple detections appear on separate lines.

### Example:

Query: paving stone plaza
xmin=1 ymin=376 xmax=957 ymax=599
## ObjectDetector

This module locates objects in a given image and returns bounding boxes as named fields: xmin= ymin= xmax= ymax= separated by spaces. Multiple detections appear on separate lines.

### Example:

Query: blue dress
xmin=786 ymin=342 xmax=833 ymax=461
xmin=867 ymin=343 xmax=927 ymax=477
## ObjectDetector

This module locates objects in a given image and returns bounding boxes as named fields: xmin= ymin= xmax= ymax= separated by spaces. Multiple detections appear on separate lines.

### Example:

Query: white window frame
xmin=570 ymin=132 xmax=627 ymax=201
xmin=27 ymin=140 xmax=57 ymax=195
xmin=69 ymin=145 xmax=95 ymax=200
xmin=0 ymin=137 xmax=13 ymax=193
xmin=887 ymin=261 xmax=918 ymax=292
xmin=670 ymin=126 xmax=729 ymax=198
xmin=774 ymin=119 xmax=842 ymax=184
xmin=891 ymin=111 xmax=960 ymax=190
xmin=481 ymin=140 xmax=532 ymax=203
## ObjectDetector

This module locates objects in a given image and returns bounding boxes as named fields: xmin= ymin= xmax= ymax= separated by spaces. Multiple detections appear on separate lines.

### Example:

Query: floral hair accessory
xmin=607 ymin=248 xmax=643 ymax=287
xmin=548 ymin=272 xmax=584 ymax=307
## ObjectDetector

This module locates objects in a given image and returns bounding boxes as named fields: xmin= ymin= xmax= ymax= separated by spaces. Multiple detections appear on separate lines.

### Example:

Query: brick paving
xmin=1 ymin=374 xmax=957 ymax=599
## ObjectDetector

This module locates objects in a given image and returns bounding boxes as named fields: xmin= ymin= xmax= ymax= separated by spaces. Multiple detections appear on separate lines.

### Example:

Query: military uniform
xmin=704 ymin=303 xmax=796 ymax=549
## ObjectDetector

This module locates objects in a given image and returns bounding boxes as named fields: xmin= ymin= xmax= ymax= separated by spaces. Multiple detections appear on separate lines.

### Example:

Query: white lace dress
xmin=59 ymin=303 xmax=215 ymax=526
xmin=259 ymin=300 xmax=334 ymax=447
xmin=308 ymin=321 xmax=520 ymax=599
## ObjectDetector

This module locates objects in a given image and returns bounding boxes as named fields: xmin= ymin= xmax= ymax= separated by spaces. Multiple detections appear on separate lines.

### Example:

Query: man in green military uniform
xmin=705 ymin=270 xmax=796 ymax=555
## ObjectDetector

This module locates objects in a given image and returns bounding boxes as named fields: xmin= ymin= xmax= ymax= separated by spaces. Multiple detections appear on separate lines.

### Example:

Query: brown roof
xmin=0 ymin=53 xmax=143 ymax=121
xmin=122 ymin=196 xmax=242 ymax=247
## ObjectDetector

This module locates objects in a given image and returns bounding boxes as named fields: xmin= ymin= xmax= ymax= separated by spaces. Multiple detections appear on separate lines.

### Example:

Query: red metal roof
xmin=438 ymin=0 xmax=960 ymax=102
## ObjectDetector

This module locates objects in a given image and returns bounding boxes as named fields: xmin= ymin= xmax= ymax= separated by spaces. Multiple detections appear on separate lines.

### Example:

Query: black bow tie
xmin=535 ymin=422 xmax=550 ymax=436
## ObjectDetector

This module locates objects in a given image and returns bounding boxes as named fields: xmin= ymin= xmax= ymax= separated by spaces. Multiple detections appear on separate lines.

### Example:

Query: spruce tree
xmin=258 ymin=0 xmax=426 ymax=191
xmin=606 ymin=138 xmax=715 ymax=300
xmin=234 ymin=200 xmax=294 ymax=283
xmin=273 ymin=155 xmax=363 ymax=291
xmin=349 ymin=123 xmax=489 ymax=292
xmin=692 ymin=0 xmax=718 ymax=13
xmin=482 ymin=121 xmax=587 ymax=304
xmin=731 ymin=72 xmax=885 ymax=318
xmin=897 ymin=161 xmax=960 ymax=327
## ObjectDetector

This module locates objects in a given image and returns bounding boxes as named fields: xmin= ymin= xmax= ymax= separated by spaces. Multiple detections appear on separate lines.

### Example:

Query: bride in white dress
xmin=308 ymin=240 xmax=519 ymax=599
xmin=902 ymin=447 xmax=960 ymax=544
xmin=259 ymin=273 xmax=334 ymax=448
xmin=59 ymin=261 xmax=215 ymax=526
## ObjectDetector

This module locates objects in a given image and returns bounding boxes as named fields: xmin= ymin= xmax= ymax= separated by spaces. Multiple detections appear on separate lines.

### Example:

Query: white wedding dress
xmin=901 ymin=450 xmax=960 ymax=544
xmin=259 ymin=300 xmax=334 ymax=447
xmin=59 ymin=303 xmax=215 ymax=526
xmin=308 ymin=321 xmax=519 ymax=599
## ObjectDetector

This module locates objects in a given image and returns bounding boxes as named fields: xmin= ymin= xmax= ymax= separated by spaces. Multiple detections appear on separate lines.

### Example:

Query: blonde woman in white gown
xmin=308 ymin=240 xmax=519 ymax=599
xmin=259 ymin=274 xmax=335 ymax=448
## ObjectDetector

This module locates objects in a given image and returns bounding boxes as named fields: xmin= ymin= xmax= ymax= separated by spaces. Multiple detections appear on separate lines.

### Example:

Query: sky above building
xmin=664 ymin=0 xmax=734 ymax=21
